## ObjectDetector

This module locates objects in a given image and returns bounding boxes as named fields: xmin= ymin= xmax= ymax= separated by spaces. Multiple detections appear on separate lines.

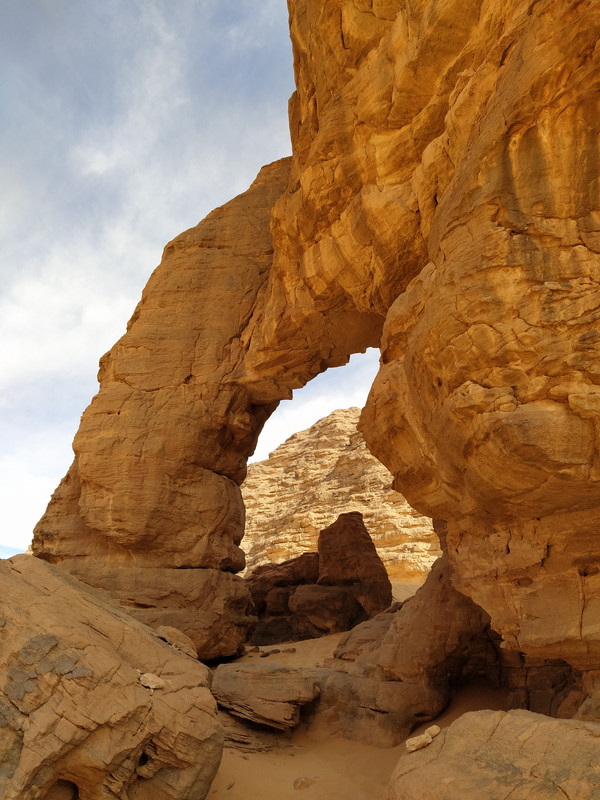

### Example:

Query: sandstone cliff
xmin=242 ymin=407 xmax=440 ymax=580
xmin=32 ymin=0 xmax=600 ymax=719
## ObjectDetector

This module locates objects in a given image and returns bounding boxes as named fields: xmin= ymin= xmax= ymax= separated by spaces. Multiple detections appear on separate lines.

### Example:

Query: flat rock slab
xmin=212 ymin=663 xmax=320 ymax=730
xmin=385 ymin=709 xmax=600 ymax=800
xmin=0 ymin=555 xmax=222 ymax=800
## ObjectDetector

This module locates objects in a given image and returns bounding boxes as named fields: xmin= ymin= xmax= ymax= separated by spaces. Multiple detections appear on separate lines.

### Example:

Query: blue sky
xmin=0 ymin=0 xmax=379 ymax=556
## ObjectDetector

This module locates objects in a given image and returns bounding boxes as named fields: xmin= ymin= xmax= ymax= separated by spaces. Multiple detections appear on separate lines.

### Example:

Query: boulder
xmin=0 ymin=555 xmax=222 ymax=800
xmin=385 ymin=710 xmax=600 ymax=800
xmin=317 ymin=511 xmax=393 ymax=616
xmin=211 ymin=663 xmax=320 ymax=730
xmin=248 ymin=553 xmax=320 ymax=614
xmin=310 ymin=555 xmax=494 ymax=746
xmin=289 ymin=584 xmax=367 ymax=636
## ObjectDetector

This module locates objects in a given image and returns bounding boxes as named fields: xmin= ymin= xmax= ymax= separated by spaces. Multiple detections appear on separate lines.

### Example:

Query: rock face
xmin=353 ymin=1 xmax=600 ymax=673
xmin=33 ymin=0 xmax=600 ymax=703
xmin=248 ymin=512 xmax=393 ymax=644
xmin=384 ymin=709 xmax=600 ymax=800
xmin=242 ymin=408 xmax=440 ymax=579
xmin=0 ymin=555 xmax=222 ymax=800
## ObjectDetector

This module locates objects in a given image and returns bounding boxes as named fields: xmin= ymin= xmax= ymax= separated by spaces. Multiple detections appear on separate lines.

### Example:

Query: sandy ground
xmin=207 ymin=614 xmax=511 ymax=800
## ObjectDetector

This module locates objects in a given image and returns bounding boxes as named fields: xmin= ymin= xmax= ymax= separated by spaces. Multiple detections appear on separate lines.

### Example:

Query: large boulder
xmin=384 ymin=709 xmax=600 ymax=800
xmin=211 ymin=663 xmax=320 ymax=730
xmin=317 ymin=511 xmax=393 ymax=617
xmin=0 ymin=555 xmax=222 ymax=800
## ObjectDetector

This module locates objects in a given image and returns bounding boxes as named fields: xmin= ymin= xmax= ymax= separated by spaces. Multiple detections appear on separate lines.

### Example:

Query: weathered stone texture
xmin=33 ymin=159 xmax=291 ymax=658
xmin=384 ymin=709 xmax=600 ymax=800
xmin=357 ymin=0 xmax=600 ymax=671
xmin=0 ymin=555 xmax=222 ymax=800
xmin=242 ymin=408 xmax=440 ymax=580
xmin=212 ymin=663 xmax=320 ymax=730
xmin=310 ymin=555 xmax=494 ymax=746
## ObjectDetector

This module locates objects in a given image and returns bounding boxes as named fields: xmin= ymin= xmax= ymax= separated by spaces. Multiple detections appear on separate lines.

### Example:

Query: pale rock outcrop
xmin=385 ymin=709 xmax=600 ymax=800
xmin=0 ymin=555 xmax=222 ymax=800
xmin=211 ymin=663 xmax=320 ymax=730
xmin=242 ymin=408 xmax=440 ymax=579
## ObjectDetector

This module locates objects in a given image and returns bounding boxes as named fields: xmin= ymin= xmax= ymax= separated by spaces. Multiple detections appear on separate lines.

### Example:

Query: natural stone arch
xmin=32 ymin=154 xmax=392 ymax=659
xmin=33 ymin=0 xmax=600 ymax=685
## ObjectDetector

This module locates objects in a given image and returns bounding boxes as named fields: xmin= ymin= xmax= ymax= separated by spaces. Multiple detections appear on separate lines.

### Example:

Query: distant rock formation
xmin=242 ymin=408 xmax=440 ymax=580
xmin=247 ymin=511 xmax=393 ymax=644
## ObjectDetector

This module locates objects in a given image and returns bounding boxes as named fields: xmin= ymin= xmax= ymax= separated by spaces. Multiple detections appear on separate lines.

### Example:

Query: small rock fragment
xmin=294 ymin=777 xmax=316 ymax=790
xmin=139 ymin=672 xmax=166 ymax=690
xmin=406 ymin=732 xmax=434 ymax=753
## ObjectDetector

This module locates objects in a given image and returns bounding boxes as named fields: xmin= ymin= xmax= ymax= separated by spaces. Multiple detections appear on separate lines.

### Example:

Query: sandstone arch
xmin=34 ymin=0 xmax=600 ymax=684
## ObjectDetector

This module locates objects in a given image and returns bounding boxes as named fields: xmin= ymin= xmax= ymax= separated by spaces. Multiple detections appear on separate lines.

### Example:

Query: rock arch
xmin=34 ymin=0 xmax=600 ymax=680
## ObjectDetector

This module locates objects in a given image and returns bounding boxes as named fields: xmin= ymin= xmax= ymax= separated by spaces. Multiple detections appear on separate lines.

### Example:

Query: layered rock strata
xmin=242 ymin=408 xmax=440 ymax=580
xmin=33 ymin=0 xmax=600 ymax=696
xmin=212 ymin=663 xmax=320 ymax=730
xmin=248 ymin=511 xmax=393 ymax=644
xmin=0 ymin=555 xmax=222 ymax=800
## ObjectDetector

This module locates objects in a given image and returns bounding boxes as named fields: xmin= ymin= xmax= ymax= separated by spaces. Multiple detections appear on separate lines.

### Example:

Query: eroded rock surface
xmin=309 ymin=555 xmax=494 ymax=746
xmin=242 ymin=408 xmax=440 ymax=579
xmin=0 ymin=555 xmax=222 ymax=800
xmin=355 ymin=0 xmax=600 ymax=671
xmin=33 ymin=159 xmax=290 ymax=659
xmin=212 ymin=663 xmax=320 ymax=730
xmin=384 ymin=709 xmax=600 ymax=800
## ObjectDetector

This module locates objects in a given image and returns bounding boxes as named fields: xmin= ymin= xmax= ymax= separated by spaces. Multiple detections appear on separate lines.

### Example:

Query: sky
xmin=0 ymin=0 xmax=380 ymax=557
